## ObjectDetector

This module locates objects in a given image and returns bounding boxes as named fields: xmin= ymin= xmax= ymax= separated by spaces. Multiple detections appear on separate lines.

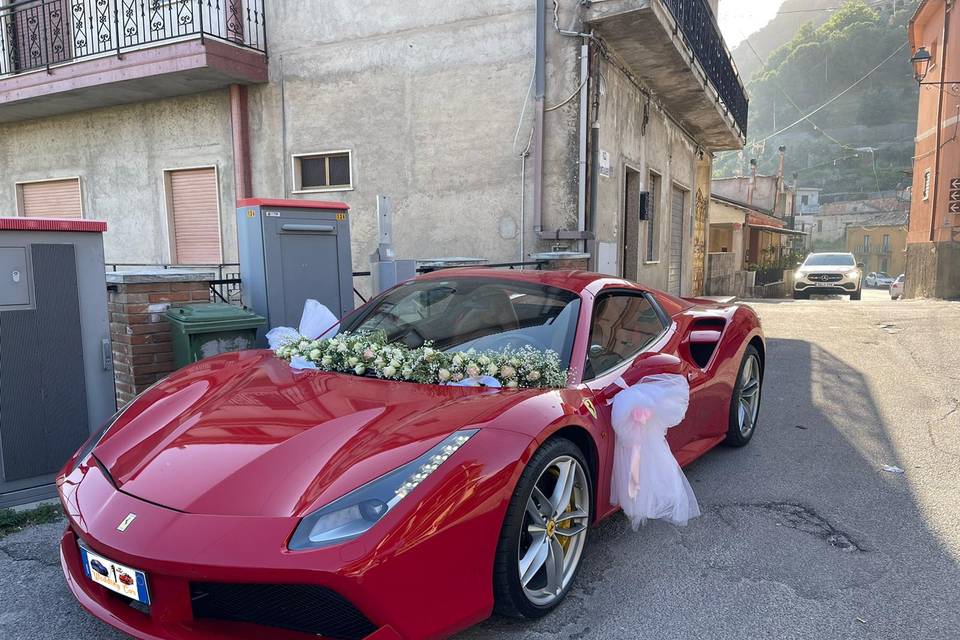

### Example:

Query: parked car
xmin=890 ymin=274 xmax=905 ymax=300
xmin=793 ymin=252 xmax=863 ymax=300
xmin=57 ymin=270 xmax=765 ymax=640
xmin=865 ymin=272 xmax=895 ymax=288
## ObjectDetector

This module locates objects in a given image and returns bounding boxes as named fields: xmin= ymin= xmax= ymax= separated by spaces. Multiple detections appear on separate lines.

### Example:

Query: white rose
xmin=506 ymin=380 xmax=519 ymax=388
xmin=466 ymin=365 xmax=480 ymax=378
xmin=309 ymin=349 xmax=321 ymax=360
xmin=452 ymin=355 xmax=463 ymax=367
xmin=383 ymin=365 xmax=397 ymax=377
xmin=354 ymin=364 xmax=366 ymax=375
xmin=527 ymin=370 xmax=541 ymax=381
xmin=298 ymin=340 xmax=310 ymax=350
xmin=438 ymin=368 xmax=451 ymax=381
xmin=478 ymin=356 xmax=491 ymax=366
xmin=500 ymin=365 xmax=517 ymax=378
xmin=402 ymin=367 xmax=414 ymax=378
xmin=348 ymin=357 xmax=359 ymax=367
xmin=321 ymin=355 xmax=333 ymax=366
xmin=486 ymin=363 xmax=498 ymax=376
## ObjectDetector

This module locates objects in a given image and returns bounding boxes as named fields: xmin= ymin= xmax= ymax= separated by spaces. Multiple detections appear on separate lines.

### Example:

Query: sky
xmin=718 ymin=0 xmax=788 ymax=48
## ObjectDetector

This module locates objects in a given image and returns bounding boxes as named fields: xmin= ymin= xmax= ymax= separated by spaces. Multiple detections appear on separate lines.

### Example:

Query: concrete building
xmin=795 ymin=193 xmax=911 ymax=250
xmin=794 ymin=187 xmax=822 ymax=216
xmin=0 ymin=0 xmax=746 ymax=297
xmin=906 ymin=0 xmax=960 ymax=298
xmin=844 ymin=214 xmax=909 ymax=277
xmin=708 ymin=194 xmax=794 ymax=270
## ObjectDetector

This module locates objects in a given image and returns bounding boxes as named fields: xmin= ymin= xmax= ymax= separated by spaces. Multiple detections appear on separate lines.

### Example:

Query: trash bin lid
xmin=166 ymin=303 xmax=264 ymax=324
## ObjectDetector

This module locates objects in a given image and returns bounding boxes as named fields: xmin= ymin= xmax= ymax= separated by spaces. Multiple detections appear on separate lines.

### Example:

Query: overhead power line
xmin=751 ymin=41 xmax=909 ymax=146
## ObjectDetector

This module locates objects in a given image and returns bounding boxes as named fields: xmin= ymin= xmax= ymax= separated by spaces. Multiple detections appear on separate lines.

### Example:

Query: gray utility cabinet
xmin=237 ymin=199 xmax=353 ymax=344
xmin=0 ymin=218 xmax=115 ymax=508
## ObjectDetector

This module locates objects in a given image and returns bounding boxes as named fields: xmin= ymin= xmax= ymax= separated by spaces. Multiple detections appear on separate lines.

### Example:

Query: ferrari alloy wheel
xmin=493 ymin=438 xmax=591 ymax=618
xmin=725 ymin=344 xmax=763 ymax=447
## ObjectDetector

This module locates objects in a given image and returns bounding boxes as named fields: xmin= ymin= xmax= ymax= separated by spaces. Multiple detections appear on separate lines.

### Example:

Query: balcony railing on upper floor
xmin=661 ymin=0 xmax=748 ymax=135
xmin=0 ymin=0 xmax=266 ymax=78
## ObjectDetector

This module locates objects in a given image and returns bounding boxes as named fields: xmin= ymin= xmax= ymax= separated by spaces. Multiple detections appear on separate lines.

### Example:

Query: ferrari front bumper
xmin=57 ymin=427 xmax=533 ymax=640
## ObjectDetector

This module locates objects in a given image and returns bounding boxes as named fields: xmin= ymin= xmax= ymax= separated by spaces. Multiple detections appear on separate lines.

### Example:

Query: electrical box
xmin=237 ymin=198 xmax=353 ymax=342
xmin=0 ymin=218 xmax=115 ymax=508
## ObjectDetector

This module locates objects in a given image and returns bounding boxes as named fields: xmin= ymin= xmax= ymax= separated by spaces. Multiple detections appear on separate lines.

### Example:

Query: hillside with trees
xmin=716 ymin=0 xmax=920 ymax=197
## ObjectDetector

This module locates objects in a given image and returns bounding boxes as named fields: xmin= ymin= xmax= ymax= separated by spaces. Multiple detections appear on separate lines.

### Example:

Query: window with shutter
xmin=166 ymin=167 xmax=222 ymax=264
xmin=18 ymin=178 xmax=83 ymax=218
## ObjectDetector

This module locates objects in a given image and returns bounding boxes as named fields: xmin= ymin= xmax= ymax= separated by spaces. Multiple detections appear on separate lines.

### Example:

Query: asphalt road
xmin=3 ymin=288 xmax=959 ymax=640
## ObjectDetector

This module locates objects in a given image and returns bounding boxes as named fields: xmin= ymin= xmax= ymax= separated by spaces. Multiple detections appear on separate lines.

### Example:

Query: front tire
xmin=850 ymin=287 xmax=862 ymax=301
xmin=793 ymin=290 xmax=808 ymax=300
xmin=724 ymin=344 xmax=763 ymax=447
xmin=493 ymin=438 xmax=591 ymax=619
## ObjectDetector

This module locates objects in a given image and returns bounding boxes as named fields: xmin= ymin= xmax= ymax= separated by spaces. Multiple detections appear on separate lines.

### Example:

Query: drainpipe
xmin=928 ymin=1 xmax=950 ymax=242
xmin=577 ymin=38 xmax=590 ymax=252
xmin=229 ymin=84 xmax=252 ymax=201
xmin=748 ymin=159 xmax=757 ymax=205
xmin=532 ymin=0 xmax=546 ymax=238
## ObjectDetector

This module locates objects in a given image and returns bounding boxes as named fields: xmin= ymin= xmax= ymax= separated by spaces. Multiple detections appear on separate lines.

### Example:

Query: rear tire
xmin=493 ymin=438 xmax=591 ymax=619
xmin=724 ymin=345 xmax=763 ymax=447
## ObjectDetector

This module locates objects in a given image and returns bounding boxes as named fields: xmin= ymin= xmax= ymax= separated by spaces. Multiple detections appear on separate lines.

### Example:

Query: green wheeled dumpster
xmin=166 ymin=303 xmax=267 ymax=369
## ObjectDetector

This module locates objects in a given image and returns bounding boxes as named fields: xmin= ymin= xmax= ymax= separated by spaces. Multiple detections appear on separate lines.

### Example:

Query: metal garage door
xmin=19 ymin=178 xmax=82 ymax=218
xmin=668 ymin=187 xmax=686 ymax=295
xmin=168 ymin=168 xmax=222 ymax=264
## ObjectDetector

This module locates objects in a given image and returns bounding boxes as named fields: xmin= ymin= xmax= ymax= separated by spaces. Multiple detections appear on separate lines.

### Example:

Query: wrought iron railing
xmin=661 ymin=0 xmax=748 ymax=135
xmin=0 ymin=0 xmax=265 ymax=77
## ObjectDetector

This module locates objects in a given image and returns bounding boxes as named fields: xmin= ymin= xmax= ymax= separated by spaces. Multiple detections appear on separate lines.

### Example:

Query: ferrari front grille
xmin=190 ymin=582 xmax=377 ymax=640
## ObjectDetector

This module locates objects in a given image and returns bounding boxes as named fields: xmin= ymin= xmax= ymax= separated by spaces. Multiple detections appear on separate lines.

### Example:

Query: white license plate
xmin=79 ymin=544 xmax=150 ymax=605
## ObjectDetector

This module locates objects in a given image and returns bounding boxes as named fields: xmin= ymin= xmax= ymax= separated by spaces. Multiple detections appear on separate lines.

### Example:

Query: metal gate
xmin=668 ymin=187 xmax=686 ymax=295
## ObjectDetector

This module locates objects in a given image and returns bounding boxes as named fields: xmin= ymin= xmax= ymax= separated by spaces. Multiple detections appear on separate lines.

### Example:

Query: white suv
xmin=793 ymin=252 xmax=863 ymax=300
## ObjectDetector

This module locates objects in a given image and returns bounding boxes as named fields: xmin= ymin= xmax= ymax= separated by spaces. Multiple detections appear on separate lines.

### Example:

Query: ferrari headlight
xmin=288 ymin=430 xmax=478 ymax=550
xmin=67 ymin=409 xmax=124 ymax=475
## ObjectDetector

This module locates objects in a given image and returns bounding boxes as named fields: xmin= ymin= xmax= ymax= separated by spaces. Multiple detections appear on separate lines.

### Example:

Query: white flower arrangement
xmin=273 ymin=331 xmax=568 ymax=389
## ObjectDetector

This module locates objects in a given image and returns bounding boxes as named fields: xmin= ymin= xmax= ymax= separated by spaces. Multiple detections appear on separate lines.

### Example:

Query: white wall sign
xmin=599 ymin=150 xmax=612 ymax=178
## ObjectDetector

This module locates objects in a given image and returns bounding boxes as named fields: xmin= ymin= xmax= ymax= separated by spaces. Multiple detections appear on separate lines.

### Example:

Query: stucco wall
xmin=590 ymin=51 xmax=702 ymax=292
xmin=0 ymin=92 xmax=235 ymax=264
xmin=247 ymin=0 xmax=580 ymax=271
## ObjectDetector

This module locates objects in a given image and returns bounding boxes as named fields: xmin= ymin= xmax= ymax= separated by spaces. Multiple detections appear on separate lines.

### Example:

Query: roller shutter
xmin=20 ymin=179 xmax=82 ymax=218
xmin=668 ymin=187 xmax=685 ymax=295
xmin=168 ymin=168 xmax=222 ymax=264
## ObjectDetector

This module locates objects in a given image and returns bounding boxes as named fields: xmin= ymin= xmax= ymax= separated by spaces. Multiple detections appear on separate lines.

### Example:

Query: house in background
xmin=794 ymin=191 xmax=911 ymax=250
xmin=708 ymin=194 xmax=794 ymax=271
xmin=906 ymin=0 xmax=960 ymax=298
xmin=794 ymin=187 xmax=822 ymax=216
xmin=0 ymin=0 xmax=747 ymax=297
xmin=844 ymin=214 xmax=909 ymax=277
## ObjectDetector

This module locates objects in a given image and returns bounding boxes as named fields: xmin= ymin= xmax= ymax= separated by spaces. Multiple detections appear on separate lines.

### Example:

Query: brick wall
xmin=106 ymin=271 xmax=215 ymax=406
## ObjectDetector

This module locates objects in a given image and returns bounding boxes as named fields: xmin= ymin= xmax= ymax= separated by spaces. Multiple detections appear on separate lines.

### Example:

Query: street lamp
xmin=910 ymin=47 xmax=932 ymax=83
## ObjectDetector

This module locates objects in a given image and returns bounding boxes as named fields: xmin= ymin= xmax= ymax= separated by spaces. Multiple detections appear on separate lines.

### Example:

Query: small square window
xmin=294 ymin=151 xmax=353 ymax=192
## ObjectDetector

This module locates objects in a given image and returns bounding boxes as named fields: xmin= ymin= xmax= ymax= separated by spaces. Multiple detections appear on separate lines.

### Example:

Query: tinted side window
xmin=584 ymin=294 xmax=665 ymax=378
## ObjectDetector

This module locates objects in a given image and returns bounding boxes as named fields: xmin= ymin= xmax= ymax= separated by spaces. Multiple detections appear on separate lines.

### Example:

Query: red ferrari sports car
xmin=57 ymin=269 xmax=764 ymax=640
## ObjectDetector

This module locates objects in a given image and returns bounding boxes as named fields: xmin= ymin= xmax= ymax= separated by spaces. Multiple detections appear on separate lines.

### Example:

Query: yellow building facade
xmin=845 ymin=223 xmax=908 ymax=276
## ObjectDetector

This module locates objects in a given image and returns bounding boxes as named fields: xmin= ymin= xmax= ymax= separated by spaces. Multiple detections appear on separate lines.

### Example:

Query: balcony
xmin=0 ymin=0 xmax=266 ymax=123
xmin=854 ymin=245 xmax=892 ymax=256
xmin=584 ymin=0 xmax=747 ymax=151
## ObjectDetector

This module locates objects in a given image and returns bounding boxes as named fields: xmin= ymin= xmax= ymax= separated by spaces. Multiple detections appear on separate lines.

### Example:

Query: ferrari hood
xmin=93 ymin=350 xmax=537 ymax=518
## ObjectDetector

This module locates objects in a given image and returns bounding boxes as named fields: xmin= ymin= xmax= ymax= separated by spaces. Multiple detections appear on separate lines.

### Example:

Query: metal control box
xmin=0 ymin=218 xmax=115 ymax=508
xmin=237 ymin=199 xmax=353 ymax=342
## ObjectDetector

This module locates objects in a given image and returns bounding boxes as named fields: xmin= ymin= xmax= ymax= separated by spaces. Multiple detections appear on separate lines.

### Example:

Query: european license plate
xmin=79 ymin=544 xmax=150 ymax=605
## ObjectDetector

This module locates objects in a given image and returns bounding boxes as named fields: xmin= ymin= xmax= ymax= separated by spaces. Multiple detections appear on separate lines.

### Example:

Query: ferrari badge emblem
xmin=117 ymin=513 xmax=137 ymax=532
xmin=583 ymin=398 xmax=598 ymax=420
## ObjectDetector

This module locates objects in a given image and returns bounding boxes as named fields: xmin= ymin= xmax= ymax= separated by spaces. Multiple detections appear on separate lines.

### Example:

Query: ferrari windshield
xmin=341 ymin=277 xmax=581 ymax=366
xmin=802 ymin=253 xmax=856 ymax=267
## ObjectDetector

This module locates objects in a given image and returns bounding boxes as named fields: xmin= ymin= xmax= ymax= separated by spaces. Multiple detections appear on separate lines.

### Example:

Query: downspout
xmin=229 ymin=84 xmax=252 ymax=201
xmin=929 ymin=1 xmax=950 ymax=242
xmin=577 ymin=38 xmax=590 ymax=252
xmin=532 ymin=0 xmax=546 ymax=238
